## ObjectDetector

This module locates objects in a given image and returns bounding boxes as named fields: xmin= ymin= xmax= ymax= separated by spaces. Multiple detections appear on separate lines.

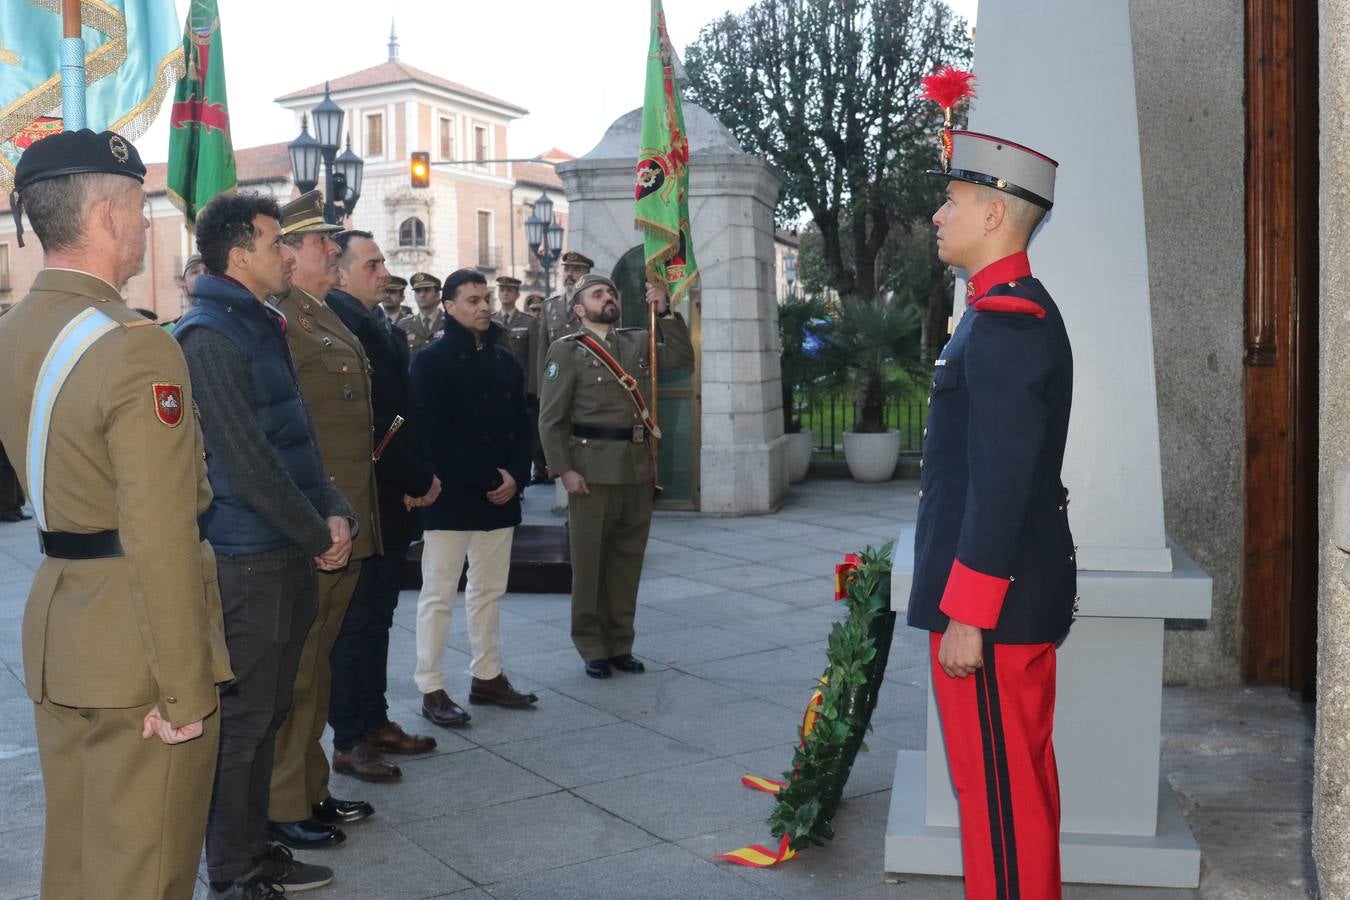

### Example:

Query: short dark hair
xmin=333 ymin=229 xmax=374 ymax=259
xmin=441 ymin=268 xmax=487 ymax=302
xmin=195 ymin=191 xmax=282 ymax=275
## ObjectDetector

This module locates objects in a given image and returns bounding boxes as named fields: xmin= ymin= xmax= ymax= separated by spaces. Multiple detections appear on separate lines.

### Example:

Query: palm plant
xmin=778 ymin=294 xmax=831 ymax=433
xmin=820 ymin=296 xmax=924 ymax=434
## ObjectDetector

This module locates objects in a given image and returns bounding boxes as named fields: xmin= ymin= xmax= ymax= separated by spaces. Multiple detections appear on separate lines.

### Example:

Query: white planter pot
xmin=785 ymin=431 xmax=814 ymax=483
xmin=843 ymin=430 xmax=902 ymax=483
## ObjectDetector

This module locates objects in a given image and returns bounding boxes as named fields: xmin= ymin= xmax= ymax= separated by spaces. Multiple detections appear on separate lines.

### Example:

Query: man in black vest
xmin=176 ymin=192 xmax=355 ymax=899
xmin=327 ymin=229 xmax=442 ymax=780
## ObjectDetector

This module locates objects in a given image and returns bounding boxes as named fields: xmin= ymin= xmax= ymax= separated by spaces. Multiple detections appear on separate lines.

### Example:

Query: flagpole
xmin=649 ymin=289 xmax=661 ymax=493
xmin=61 ymin=0 xmax=86 ymax=130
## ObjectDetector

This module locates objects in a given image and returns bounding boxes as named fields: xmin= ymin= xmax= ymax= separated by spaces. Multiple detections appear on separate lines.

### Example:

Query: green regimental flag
xmin=635 ymin=0 xmax=698 ymax=306
xmin=166 ymin=0 xmax=235 ymax=226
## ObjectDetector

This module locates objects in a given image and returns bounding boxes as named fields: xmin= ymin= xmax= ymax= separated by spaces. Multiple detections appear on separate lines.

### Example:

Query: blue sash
xmin=26 ymin=307 xmax=120 ymax=530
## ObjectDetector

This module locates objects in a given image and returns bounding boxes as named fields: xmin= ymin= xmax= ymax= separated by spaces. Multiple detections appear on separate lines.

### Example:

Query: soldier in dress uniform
xmin=525 ymin=292 xmax=544 ymax=317
xmin=492 ymin=275 xmax=547 ymax=482
xmin=537 ymin=274 xmax=694 ymax=678
xmin=380 ymin=274 xmax=412 ymax=323
xmin=908 ymin=116 xmax=1075 ymax=899
xmin=268 ymin=191 xmax=381 ymax=850
xmin=531 ymin=250 xmax=594 ymax=393
xmin=0 ymin=129 xmax=231 ymax=899
xmin=403 ymin=271 xmax=446 ymax=357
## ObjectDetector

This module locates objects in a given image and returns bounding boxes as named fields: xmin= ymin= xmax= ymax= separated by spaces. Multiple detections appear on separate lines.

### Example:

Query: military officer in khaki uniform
xmin=269 ymin=191 xmax=382 ymax=849
xmin=537 ymin=274 xmax=694 ymax=678
xmin=492 ymin=276 xmax=546 ymax=481
xmin=381 ymin=273 xmax=413 ymax=324
xmin=403 ymin=271 xmax=446 ymax=356
xmin=532 ymin=250 xmax=594 ymax=395
xmin=0 ymin=129 xmax=232 ymax=898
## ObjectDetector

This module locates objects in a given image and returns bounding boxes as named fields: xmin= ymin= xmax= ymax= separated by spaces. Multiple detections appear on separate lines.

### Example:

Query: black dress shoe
xmin=266 ymin=818 xmax=345 ymax=850
xmin=609 ymin=654 xmax=646 ymax=674
xmin=585 ymin=659 xmax=613 ymax=679
xmin=421 ymin=689 xmax=471 ymax=727
xmin=312 ymin=796 xmax=374 ymax=825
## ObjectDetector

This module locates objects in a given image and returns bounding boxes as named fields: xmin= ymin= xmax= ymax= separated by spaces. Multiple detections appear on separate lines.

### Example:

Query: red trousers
xmin=930 ymin=633 xmax=1062 ymax=900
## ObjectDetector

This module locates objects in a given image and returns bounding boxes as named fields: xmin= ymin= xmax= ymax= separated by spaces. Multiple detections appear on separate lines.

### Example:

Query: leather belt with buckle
xmin=573 ymin=423 xmax=646 ymax=443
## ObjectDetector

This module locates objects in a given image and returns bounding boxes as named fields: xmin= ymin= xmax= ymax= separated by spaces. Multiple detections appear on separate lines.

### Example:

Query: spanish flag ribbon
xmin=718 ymin=835 xmax=797 ymax=868
xmin=834 ymin=553 xmax=863 ymax=600
xmin=740 ymin=774 xmax=788 ymax=795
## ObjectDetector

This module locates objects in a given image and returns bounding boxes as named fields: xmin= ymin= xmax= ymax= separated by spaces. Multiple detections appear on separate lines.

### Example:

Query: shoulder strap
xmin=573 ymin=333 xmax=663 ymax=439
xmin=27 ymin=307 xmax=121 ymax=530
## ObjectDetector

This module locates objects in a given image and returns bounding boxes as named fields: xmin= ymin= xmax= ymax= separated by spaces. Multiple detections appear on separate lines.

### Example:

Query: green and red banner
xmin=166 ymin=0 xmax=235 ymax=225
xmin=634 ymin=0 xmax=699 ymax=307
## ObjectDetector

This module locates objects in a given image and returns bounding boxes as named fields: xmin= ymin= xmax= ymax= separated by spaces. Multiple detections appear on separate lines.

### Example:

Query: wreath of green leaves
xmin=769 ymin=543 xmax=896 ymax=851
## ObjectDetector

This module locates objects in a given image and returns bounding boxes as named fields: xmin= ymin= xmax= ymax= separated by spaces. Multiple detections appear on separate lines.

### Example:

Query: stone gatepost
xmin=1315 ymin=2 xmax=1350 ymax=894
xmin=556 ymin=104 xmax=788 ymax=515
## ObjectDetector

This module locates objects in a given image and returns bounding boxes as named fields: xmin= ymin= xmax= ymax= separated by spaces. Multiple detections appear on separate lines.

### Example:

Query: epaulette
xmin=972 ymin=292 xmax=1045 ymax=319
xmin=559 ymin=331 xmax=583 ymax=341
xmin=616 ymin=326 xmax=643 ymax=333
xmin=122 ymin=318 xmax=156 ymax=329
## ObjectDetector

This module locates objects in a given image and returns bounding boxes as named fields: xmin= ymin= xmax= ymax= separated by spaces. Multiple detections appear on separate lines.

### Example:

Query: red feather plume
xmin=921 ymin=65 xmax=977 ymax=112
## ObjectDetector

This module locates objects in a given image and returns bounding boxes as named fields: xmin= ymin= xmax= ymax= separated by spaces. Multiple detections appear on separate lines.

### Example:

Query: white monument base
xmin=885 ymin=753 xmax=1202 ymax=888
xmin=884 ymin=528 xmax=1211 ymax=889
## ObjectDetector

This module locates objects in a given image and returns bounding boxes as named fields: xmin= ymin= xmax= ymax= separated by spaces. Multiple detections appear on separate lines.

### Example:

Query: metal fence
xmin=793 ymin=391 xmax=927 ymax=458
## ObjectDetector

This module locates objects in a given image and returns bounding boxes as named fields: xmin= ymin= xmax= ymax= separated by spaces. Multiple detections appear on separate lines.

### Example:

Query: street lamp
xmin=287 ymin=82 xmax=364 ymax=225
xmin=525 ymin=190 xmax=563 ymax=295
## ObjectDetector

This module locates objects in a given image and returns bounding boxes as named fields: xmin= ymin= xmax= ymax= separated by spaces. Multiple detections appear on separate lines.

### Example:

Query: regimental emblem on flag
xmin=152 ymin=383 xmax=184 ymax=427
xmin=167 ymin=0 xmax=237 ymax=224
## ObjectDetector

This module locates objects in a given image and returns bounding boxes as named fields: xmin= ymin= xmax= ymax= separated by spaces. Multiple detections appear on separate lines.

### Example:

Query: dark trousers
xmin=206 ymin=556 xmax=317 ymax=884
xmin=567 ymin=482 xmax=653 ymax=662
xmin=528 ymin=396 xmax=547 ymax=478
xmin=329 ymin=532 xmax=413 ymax=751
xmin=0 ymin=439 xmax=24 ymax=515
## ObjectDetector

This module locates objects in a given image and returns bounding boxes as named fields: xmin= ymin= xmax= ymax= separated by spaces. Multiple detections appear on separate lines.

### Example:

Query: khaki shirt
xmin=537 ymin=315 xmax=694 ymax=484
xmin=492 ymin=307 xmax=540 ymax=397
xmin=276 ymin=287 xmax=381 ymax=560
xmin=533 ymin=291 xmax=581 ymax=392
xmin=403 ymin=307 xmax=445 ymax=357
xmin=0 ymin=269 xmax=231 ymax=726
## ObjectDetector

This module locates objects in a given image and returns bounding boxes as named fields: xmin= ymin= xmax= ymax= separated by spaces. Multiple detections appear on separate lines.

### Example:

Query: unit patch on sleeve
xmin=152 ymin=383 xmax=184 ymax=427
xmin=545 ymin=361 xmax=559 ymax=381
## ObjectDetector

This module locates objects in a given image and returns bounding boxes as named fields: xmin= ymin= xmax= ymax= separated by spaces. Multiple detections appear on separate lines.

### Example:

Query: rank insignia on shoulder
xmin=971 ymin=296 xmax=1046 ymax=319
xmin=546 ymin=361 xmax=559 ymax=381
xmin=152 ymin=383 xmax=184 ymax=427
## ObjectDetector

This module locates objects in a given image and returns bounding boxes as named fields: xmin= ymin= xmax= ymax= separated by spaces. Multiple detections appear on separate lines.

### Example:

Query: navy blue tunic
xmin=907 ymin=252 xmax=1078 ymax=644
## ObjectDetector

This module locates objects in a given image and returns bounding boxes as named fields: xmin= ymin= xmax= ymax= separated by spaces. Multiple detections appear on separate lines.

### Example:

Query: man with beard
xmin=327 ymin=229 xmax=442 ymax=780
xmin=403 ymin=271 xmax=445 ymax=356
xmin=264 ymin=190 xmax=380 ymax=851
xmin=413 ymin=269 xmax=538 ymax=727
xmin=537 ymin=275 xmax=693 ymax=678
xmin=177 ymin=191 xmax=353 ymax=897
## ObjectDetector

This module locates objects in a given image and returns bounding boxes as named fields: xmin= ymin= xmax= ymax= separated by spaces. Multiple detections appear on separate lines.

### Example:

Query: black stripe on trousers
xmin=975 ymin=645 xmax=1021 ymax=900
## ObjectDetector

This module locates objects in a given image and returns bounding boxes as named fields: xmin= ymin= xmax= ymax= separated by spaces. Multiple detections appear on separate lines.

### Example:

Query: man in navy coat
xmin=909 ymin=126 xmax=1076 ymax=900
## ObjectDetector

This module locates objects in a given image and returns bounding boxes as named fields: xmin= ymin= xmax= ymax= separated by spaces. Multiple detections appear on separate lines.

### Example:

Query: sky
xmin=136 ymin=0 xmax=977 ymax=165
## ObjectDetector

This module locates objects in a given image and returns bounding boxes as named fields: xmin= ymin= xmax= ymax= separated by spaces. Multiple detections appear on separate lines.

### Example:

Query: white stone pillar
xmin=1314 ymin=2 xmax=1350 ymax=893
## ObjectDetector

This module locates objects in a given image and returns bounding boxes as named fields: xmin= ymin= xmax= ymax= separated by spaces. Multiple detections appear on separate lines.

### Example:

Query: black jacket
xmin=411 ymin=315 xmax=531 ymax=532
xmin=907 ymin=252 xmax=1077 ymax=644
xmin=328 ymin=290 xmax=434 ymax=540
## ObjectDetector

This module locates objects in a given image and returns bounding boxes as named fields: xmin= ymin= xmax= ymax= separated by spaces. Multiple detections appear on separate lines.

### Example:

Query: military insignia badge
xmin=297 ymin=315 xmax=313 ymax=332
xmin=152 ymin=383 xmax=184 ymax=427
xmin=109 ymin=134 xmax=131 ymax=164
xmin=546 ymin=361 xmax=559 ymax=381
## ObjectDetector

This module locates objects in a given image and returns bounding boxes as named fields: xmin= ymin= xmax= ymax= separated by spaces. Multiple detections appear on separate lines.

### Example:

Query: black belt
xmin=573 ymin=423 xmax=647 ymax=443
xmin=39 ymin=529 xmax=124 ymax=559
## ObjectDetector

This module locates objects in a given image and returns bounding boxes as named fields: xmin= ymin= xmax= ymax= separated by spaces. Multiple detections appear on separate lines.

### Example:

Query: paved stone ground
xmin=0 ymin=478 xmax=1315 ymax=899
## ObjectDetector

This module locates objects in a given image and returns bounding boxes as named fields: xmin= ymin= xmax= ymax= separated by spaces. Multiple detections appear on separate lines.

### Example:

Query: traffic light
xmin=410 ymin=151 xmax=430 ymax=188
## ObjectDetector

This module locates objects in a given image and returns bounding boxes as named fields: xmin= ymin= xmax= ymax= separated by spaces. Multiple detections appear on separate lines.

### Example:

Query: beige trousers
xmin=414 ymin=527 xmax=514 ymax=691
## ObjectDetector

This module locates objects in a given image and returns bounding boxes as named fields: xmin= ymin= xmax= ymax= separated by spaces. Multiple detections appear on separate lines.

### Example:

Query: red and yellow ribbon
xmin=834 ymin=553 xmax=862 ymax=600
xmin=740 ymin=774 xmax=787 ymax=795
xmin=718 ymin=835 xmax=798 ymax=868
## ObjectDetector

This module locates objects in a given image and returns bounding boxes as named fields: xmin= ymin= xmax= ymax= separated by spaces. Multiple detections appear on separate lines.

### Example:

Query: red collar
xmin=965 ymin=252 xmax=1032 ymax=303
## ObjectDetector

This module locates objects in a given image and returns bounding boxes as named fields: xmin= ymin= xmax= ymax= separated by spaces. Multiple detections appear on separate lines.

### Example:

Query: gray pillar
xmin=1314 ymin=3 xmax=1350 ymax=893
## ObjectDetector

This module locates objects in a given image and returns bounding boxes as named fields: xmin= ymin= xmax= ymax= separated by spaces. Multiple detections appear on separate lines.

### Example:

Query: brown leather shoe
xmin=332 ymin=743 xmax=402 ymax=783
xmin=421 ymin=689 xmax=471 ymax=727
xmin=366 ymin=720 xmax=437 ymax=755
xmin=468 ymin=673 xmax=539 ymax=708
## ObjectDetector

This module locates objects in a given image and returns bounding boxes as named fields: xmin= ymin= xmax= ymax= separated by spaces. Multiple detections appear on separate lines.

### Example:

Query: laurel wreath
xmin=768 ymin=543 xmax=896 ymax=851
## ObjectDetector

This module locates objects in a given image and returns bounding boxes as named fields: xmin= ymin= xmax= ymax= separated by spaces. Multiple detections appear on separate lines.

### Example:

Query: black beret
xmin=14 ymin=128 xmax=146 ymax=191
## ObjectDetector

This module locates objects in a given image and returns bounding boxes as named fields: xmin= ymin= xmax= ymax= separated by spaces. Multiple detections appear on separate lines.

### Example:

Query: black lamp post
xmin=287 ymin=82 xmax=364 ymax=225
xmin=524 ymin=190 xmax=563 ymax=295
